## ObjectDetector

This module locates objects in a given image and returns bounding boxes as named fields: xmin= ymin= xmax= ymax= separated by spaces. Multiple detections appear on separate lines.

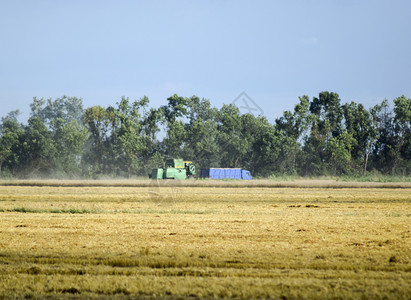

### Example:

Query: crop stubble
xmin=0 ymin=181 xmax=410 ymax=299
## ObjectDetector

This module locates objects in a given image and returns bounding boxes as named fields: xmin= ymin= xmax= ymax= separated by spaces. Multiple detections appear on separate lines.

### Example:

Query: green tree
xmin=114 ymin=97 xmax=148 ymax=177
xmin=342 ymin=101 xmax=376 ymax=175
xmin=250 ymin=123 xmax=279 ymax=176
xmin=359 ymin=101 xmax=388 ymax=176
xmin=0 ymin=111 xmax=23 ymax=175
xmin=160 ymin=94 xmax=190 ymax=158
xmin=275 ymin=96 xmax=310 ymax=174
xmin=30 ymin=96 xmax=84 ymax=127
xmin=310 ymin=91 xmax=343 ymax=138
xmin=301 ymin=92 xmax=343 ymax=175
xmin=19 ymin=117 xmax=56 ymax=177
xmin=183 ymin=96 xmax=219 ymax=169
xmin=240 ymin=114 xmax=279 ymax=175
xmin=83 ymin=105 xmax=113 ymax=177
xmin=371 ymin=100 xmax=396 ymax=174
xmin=275 ymin=95 xmax=310 ymax=140
xmin=326 ymin=132 xmax=357 ymax=175
xmin=140 ymin=106 xmax=164 ymax=175
xmin=162 ymin=94 xmax=189 ymax=123
xmin=216 ymin=104 xmax=248 ymax=168
xmin=28 ymin=96 xmax=87 ymax=177
xmin=53 ymin=118 xmax=88 ymax=177
xmin=392 ymin=96 xmax=411 ymax=174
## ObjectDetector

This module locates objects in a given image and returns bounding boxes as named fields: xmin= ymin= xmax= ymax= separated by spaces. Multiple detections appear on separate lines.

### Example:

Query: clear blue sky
xmin=1 ymin=0 xmax=410 ymax=122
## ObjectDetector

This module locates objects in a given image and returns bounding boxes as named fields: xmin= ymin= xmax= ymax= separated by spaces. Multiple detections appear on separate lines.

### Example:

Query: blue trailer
xmin=200 ymin=168 xmax=252 ymax=180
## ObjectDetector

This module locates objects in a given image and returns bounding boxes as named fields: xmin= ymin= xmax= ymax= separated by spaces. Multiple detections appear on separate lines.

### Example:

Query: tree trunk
xmin=363 ymin=138 xmax=375 ymax=176
xmin=363 ymin=152 xmax=369 ymax=176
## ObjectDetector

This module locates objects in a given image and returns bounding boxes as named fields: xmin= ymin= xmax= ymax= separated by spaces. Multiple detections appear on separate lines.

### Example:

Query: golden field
xmin=0 ymin=180 xmax=410 ymax=299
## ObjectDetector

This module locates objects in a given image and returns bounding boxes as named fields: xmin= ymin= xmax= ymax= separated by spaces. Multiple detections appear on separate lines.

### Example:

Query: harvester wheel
xmin=189 ymin=164 xmax=196 ymax=175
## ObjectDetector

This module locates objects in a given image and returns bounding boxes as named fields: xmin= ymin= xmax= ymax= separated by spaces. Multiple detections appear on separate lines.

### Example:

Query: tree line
xmin=0 ymin=92 xmax=410 ymax=178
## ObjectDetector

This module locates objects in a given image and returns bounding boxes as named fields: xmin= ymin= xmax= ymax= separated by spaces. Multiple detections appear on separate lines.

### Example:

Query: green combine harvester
xmin=151 ymin=158 xmax=196 ymax=179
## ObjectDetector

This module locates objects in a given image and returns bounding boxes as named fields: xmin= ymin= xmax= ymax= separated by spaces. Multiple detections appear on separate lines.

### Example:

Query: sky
xmin=1 ymin=0 xmax=411 ymax=123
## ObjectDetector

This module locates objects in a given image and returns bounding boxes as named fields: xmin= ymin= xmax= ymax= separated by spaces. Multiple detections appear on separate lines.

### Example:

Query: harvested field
xmin=2 ymin=178 xmax=411 ymax=188
xmin=0 ymin=180 xmax=410 ymax=299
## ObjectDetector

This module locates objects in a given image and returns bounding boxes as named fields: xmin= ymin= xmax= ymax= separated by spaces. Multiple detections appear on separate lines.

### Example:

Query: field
xmin=0 ymin=180 xmax=410 ymax=299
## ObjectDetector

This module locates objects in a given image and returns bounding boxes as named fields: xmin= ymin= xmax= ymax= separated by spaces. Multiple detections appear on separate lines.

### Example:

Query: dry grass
xmin=2 ymin=178 xmax=411 ymax=188
xmin=0 ymin=182 xmax=410 ymax=299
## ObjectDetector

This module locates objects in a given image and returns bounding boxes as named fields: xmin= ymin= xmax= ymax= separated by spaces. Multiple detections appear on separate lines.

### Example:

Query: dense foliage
xmin=0 ymin=92 xmax=410 ymax=178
